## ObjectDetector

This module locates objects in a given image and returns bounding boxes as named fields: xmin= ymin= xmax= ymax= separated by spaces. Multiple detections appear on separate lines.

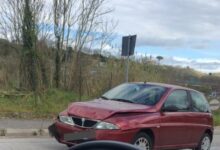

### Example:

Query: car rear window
xmin=190 ymin=91 xmax=210 ymax=113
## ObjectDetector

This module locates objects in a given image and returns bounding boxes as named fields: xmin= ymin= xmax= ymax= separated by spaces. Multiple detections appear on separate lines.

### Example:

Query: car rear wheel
xmin=132 ymin=132 xmax=153 ymax=150
xmin=195 ymin=133 xmax=211 ymax=150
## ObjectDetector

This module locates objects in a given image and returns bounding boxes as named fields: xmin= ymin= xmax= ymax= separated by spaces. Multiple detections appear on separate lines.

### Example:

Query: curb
xmin=0 ymin=128 xmax=49 ymax=137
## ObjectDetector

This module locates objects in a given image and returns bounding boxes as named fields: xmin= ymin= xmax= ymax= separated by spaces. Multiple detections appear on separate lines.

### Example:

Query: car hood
xmin=67 ymin=99 xmax=156 ymax=120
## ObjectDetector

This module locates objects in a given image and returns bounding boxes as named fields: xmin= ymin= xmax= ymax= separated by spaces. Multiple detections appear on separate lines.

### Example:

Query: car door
xmin=187 ymin=91 xmax=213 ymax=145
xmin=159 ymin=90 xmax=192 ymax=148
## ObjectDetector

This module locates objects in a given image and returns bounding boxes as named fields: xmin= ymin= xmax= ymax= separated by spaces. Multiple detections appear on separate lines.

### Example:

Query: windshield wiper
xmin=100 ymin=96 xmax=109 ymax=100
xmin=111 ymin=98 xmax=134 ymax=103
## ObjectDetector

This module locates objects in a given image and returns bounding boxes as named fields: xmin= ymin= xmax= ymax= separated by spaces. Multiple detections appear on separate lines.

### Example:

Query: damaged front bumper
xmin=48 ymin=122 xmax=95 ymax=145
xmin=48 ymin=121 xmax=137 ymax=146
xmin=48 ymin=123 xmax=61 ymax=141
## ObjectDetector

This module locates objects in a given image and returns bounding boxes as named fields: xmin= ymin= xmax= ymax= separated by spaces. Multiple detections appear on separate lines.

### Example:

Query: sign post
xmin=125 ymin=36 xmax=130 ymax=82
xmin=122 ymin=35 xmax=137 ymax=82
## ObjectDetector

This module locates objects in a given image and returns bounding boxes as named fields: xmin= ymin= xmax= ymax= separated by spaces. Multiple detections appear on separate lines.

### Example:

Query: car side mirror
xmin=162 ymin=105 xmax=179 ymax=112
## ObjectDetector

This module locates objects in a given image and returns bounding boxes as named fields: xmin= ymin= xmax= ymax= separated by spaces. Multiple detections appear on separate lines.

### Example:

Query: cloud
xmin=131 ymin=52 xmax=220 ymax=73
xmin=172 ymin=57 xmax=192 ymax=63
xmin=98 ymin=45 xmax=220 ymax=73
xmin=162 ymin=56 xmax=220 ymax=73
xmin=109 ymin=0 xmax=220 ymax=48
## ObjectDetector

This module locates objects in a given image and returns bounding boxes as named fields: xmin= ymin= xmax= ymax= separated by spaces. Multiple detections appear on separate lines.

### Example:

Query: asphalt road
xmin=0 ymin=136 xmax=219 ymax=150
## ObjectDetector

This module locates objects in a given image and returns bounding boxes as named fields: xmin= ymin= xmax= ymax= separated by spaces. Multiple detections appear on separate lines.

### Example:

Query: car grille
xmin=72 ymin=116 xmax=98 ymax=128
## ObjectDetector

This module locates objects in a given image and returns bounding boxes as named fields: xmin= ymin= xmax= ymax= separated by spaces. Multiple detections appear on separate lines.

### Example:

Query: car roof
xmin=133 ymin=82 xmax=199 ymax=92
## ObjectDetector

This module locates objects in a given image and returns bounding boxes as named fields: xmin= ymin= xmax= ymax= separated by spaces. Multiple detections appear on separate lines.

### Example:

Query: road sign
xmin=121 ymin=35 xmax=137 ymax=56
xmin=121 ymin=35 xmax=137 ymax=82
xmin=209 ymin=99 xmax=220 ymax=111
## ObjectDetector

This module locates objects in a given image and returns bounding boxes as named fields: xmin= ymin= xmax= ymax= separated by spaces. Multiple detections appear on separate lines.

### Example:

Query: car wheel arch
xmin=204 ymin=129 xmax=213 ymax=142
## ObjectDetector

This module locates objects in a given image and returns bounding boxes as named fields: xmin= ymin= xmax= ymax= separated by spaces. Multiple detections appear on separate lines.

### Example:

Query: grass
xmin=213 ymin=110 xmax=220 ymax=126
xmin=0 ymin=89 xmax=88 ymax=119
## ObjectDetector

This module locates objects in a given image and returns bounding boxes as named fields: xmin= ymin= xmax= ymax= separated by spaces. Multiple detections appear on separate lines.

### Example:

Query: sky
xmin=105 ymin=0 xmax=220 ymax=73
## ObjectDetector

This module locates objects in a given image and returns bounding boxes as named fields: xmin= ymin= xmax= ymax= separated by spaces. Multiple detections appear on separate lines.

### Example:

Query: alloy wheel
xmin=134 ymin=137 xmax=150 ymax=150
xmin=201 ymin=136 xmax=211 ymax=150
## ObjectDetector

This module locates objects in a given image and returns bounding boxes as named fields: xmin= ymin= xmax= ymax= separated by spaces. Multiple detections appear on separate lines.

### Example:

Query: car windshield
xmin=102 ymin=83 xmax=167 ymax=106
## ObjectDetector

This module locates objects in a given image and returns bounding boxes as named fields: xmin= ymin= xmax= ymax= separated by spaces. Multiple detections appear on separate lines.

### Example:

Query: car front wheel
xmin=195 ymin=133 xmax=211 ymax=150
xmin=132 ymin=132 xmax=153 ymax=150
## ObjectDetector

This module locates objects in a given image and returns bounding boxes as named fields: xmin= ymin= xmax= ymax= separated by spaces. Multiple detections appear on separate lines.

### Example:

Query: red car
xmin=49 ymin=82 xmax=213 ymax=150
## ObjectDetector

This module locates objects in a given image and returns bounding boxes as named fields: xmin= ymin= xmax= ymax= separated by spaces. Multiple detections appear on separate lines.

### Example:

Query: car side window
xmin=190 ymin=91 xmax=210 ymax=113
xmin=164 ymin=90 xmax=190 ymax=111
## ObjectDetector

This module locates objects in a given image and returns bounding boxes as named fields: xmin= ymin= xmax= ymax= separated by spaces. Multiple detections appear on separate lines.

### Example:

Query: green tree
xmin=20 ymin=0 xmax=38 ymax=91
xmin=156 ymin=56 xmax=164 ymax=65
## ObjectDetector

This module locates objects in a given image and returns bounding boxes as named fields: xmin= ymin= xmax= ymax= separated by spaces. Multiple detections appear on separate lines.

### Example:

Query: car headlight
xmin=59 ymin=115 xmax=74 ymax=126
xmin=95 ymin=121 xmax=119 ymax=130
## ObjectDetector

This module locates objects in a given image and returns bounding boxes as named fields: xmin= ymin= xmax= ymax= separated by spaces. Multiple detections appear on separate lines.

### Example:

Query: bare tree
xmin=97 ymin=19 xmax=118 ymax=56
xmin=53 ymin=0 xmax=74 ymax=88
xmin=63 ymin=0 xmax=79 ymax=88
xmin=0 ymin=0 xmax=50 ymax=90
xmin=52 ymin=0 xmax=114 ymax=91
xmin=0 ymin=0 xmax=24 ymax=43
xmin=74 ymin=0 xmax=113 ymax=52
xmin=71 ymin=0 xmax=114 ymax=99
xmin=0 ymin=0 xmax=116 ymax=94
xmin=0 ymin=0 xmax=47 ymax=43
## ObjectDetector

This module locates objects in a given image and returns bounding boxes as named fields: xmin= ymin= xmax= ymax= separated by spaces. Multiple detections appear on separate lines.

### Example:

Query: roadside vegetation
xmin=0 ymin=89 xmax=81 ymax=119
xmin=213 ymin=110 xmax=220 ymax=126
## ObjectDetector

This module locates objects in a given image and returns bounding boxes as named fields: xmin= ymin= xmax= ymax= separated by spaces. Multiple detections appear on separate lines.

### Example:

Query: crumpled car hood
xmin=67 ymin=99 xmax=155 ymax=120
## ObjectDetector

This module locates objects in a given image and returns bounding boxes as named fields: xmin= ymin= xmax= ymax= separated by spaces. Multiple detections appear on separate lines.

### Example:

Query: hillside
xmin=0 ymin=38 xmax=220 ymax=97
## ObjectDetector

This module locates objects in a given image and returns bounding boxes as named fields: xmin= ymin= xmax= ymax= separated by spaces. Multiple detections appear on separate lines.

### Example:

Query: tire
xmin=194 ymin=133 xmax=211 ymax=150
xmin=132 ymin=132 xmax=153 ymax=150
